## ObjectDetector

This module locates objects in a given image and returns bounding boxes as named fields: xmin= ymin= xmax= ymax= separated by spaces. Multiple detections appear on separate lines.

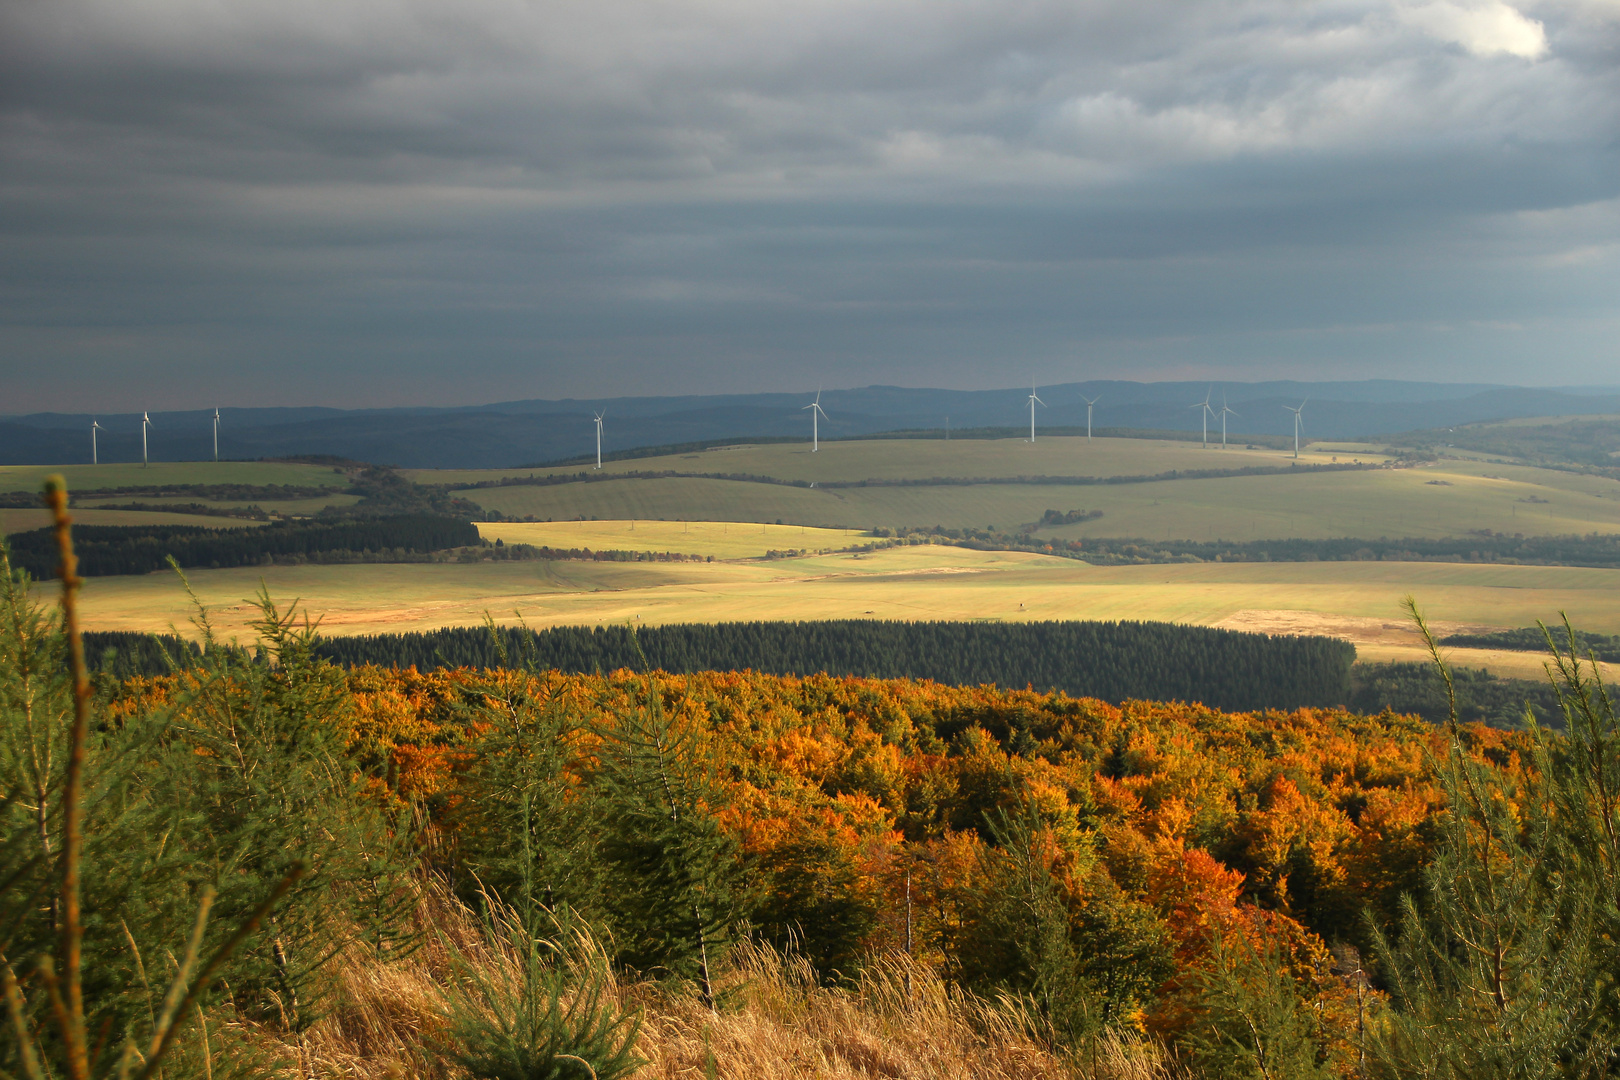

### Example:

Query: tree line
xmin=1440 ymin=623 xmax=1620 ymax=663
xmin=893 ymin=526 xmax=1620 ymax=570
xmin=4 ymin=514 xmax=480 ymax=576
xmin=304 ymin=619 xmax=1354 ymax=711
xmin=0 ymin=480 xmax=339 ymax=509
xmin=1349 ymin=660 xmax=1572 ymax=729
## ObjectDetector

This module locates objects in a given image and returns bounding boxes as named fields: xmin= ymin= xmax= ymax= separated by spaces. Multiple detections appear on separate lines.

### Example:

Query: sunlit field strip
xmin=476 ymin=520 xmax=859 ymax=559
xmin=61 ymin=544 xmax=1620 ymax=679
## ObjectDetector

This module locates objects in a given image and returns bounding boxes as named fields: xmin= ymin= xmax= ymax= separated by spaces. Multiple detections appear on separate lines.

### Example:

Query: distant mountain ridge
xmin=5 ymin=381 xmax=1617 ymax=469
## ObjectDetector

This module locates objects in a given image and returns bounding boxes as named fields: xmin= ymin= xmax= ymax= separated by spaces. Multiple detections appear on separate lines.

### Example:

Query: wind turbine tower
xmin=1191 ymin=389 xmax=1215 ymax=448
xmin=1282 ymin=400 xmax=1306 ymax=458
xmin=212 ymin=408 xmax=221 ymax=462
xmin=1218 ymin=397 xmax=1239 ymax=449
xmin=1082 ymin=396 xmax=1099 ymax=442
xmin=91 ymin=420 xmax=101 ymax=465
xmin=1026 ymin=383 xmax=1045 ymax=442
xmin=592 ymin=412 xmax=604 ymax=469
xmin=803 ymin=390 xmax=829 ymax=453
xmin=141 ymin=412 xmax=152 ymax=468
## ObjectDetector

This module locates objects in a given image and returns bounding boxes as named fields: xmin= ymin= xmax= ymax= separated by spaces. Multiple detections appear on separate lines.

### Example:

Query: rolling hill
xmin=7 ymin=380 xmax=1620 ymax=468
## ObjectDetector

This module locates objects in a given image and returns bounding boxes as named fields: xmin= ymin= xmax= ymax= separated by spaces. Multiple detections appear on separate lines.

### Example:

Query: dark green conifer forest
xmin=308 ymin=621 xmax=1355 ymax=712
xmin=3 ymin=516 xmax=480 ymax=577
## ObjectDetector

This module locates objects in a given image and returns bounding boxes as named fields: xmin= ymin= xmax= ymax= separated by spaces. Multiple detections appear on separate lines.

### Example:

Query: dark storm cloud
xmin=3 ymin=0 xmax=1619 ymax=410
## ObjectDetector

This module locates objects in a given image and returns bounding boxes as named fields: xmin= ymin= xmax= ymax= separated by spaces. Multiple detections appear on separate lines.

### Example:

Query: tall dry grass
xmin=247 ymin=882 xmax=1179 ymax=1080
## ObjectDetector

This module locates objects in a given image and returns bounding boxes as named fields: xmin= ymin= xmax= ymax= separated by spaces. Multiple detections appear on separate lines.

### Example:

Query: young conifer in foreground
xmin=593 ymin=653 xmax=744 ymax=1007
xmin=0 ymin=479 xmax=301 ymax=1079
xmin=1368 ymin=601 xmax=1620 ymax=1078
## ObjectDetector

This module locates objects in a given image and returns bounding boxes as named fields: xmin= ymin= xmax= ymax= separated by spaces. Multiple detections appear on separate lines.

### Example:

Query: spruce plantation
xmin=5 ymin=480 xmax=1620 ymax=1078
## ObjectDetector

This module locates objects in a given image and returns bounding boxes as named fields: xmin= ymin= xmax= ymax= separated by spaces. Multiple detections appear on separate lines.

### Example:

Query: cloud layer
xmin=3 ymin=0 xmax=1618 ymax=409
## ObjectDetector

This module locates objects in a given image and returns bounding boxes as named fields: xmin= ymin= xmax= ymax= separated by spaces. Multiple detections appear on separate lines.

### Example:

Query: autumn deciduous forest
xmin=4 ymin=494 xmax=1619 ymax=1078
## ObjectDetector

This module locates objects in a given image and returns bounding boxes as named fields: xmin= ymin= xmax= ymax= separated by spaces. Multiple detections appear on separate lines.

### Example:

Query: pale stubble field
xmin=64 ymin=540 xmax=1620 ymax=679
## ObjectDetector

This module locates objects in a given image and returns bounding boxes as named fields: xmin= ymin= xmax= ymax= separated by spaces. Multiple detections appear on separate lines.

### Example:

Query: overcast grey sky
xmin=3 ymin=0 xmax=1618 ymax=411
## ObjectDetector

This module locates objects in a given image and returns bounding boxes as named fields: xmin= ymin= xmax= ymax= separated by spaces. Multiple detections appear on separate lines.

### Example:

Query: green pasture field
xmin=59 ymin=541 xmax=1620 ymax=680
xmin=469 ymin=478 xmax=846 ymax=528
xmin=454 ymin=458 xmax=1620 ymax=540
xmin=409 ymin=434 xmax=1379 ymax=487
xmin=1 ymin=508 xmax=267 ymax=535
xmin=0 ymin=461 xmax=352 ymax=495
xmin=477 ymin=520 xmax=860 ymax=559
xmin=1034 ymin=464 xmax=1620 ymax=542
xmin=1455 ymin=414 xmax=1614 ymax=432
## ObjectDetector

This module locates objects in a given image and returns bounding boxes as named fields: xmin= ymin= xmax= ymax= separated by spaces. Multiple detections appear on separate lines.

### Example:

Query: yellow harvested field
xmin=61 ymin=543 xmax=1620 ymax=676
xmin=477 ymin=520 xmax=859 ymax=559
xmin=2 ymin=508 xmax=266 ymax=534
xmin=0 ymin=461 xmax=351 ymax=494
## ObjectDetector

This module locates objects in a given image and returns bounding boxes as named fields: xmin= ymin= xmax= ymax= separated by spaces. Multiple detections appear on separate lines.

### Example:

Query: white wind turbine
xmin=1282 ymin=400 xmax=1306 ymax=458
xmin=1082 ymin=396 xmax=1099 ymax=442
xmin=212 ymin=408 xmax=221 ymax=462
xmin=1191 ymin=388 xmax=1215 ymax=448
xmin=592 ymin=412 xmax=604 ymax=470
xmin=1218 ymin=396 xmax=1239 ymax=449
xmin=91 ymin=420 xmax=102 ymax=465
xmin=141 ymin=411 xmax=152 ymax=467
xmin=1026 ymin=382 xmax=1045 ymax=442
xmin=803 ymin=390 xmax=829 ymax=453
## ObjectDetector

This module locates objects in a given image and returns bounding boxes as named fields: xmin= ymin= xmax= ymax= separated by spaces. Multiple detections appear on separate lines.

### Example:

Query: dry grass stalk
xmin=255 ymin=882 xmax=1177 ymax=1080
xmin=45 ymin=475 xmax=92 ymax=1078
